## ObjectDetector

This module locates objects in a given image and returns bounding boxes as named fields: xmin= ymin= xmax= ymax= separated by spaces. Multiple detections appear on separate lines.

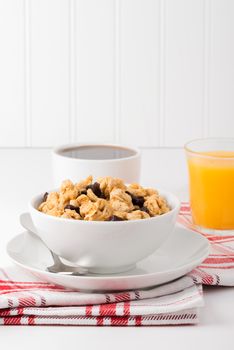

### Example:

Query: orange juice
xmin=187 ymin=151 xmax=234 ymax=230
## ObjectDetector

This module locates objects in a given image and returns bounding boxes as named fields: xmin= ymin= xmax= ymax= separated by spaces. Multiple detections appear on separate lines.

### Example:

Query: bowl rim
xmin=53 ymin=143 xmax=141 ymax=163
xmin=29 ymin=189 xmax=180 ymax=224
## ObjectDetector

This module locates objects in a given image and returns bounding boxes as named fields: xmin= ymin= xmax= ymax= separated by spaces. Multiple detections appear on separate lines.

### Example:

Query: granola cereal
xmin=109 ymin=189 xmax=134 ymax=212
xmin=38 ymin=176 xmax=170 ymax=221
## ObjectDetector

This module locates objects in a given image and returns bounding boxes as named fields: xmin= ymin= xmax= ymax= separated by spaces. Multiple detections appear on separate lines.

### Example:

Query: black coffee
xmin=60 ymin=145 xmax=136 ymax=160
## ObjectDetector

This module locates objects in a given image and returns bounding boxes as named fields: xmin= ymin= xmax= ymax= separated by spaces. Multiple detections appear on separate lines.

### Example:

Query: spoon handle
xmin=19 ymin=212 xmax=88 ymax=275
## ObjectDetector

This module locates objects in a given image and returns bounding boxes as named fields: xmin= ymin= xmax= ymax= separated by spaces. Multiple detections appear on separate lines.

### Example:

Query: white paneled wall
xmin=0 ymin=1 xmax=25 ymax=146
xmin=164 ymin=0 xmax=204 ymax=146
xmin=209 ymin=0 xmax=234 ymax=137
xmin=0 ymin=0 xmax=233 ymax=148
xmin=30 ymin=0 xmax=70 ymax=147
xmin=76 ymin=0 xmax=115 ymax=143
xmin=120 ymin=0 xmax=160 ymax=147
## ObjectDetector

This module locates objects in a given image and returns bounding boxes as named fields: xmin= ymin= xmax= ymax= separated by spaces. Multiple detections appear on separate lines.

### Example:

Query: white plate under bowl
xmin=7 ymin=225 xmax=209 ymax=291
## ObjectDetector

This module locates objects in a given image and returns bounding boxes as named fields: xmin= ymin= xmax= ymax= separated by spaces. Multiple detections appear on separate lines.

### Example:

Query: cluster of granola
xmin=38 ymin=176 xmax=170 ymax=221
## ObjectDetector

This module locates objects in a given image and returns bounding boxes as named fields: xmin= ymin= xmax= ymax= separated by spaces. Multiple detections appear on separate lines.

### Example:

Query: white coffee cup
xmin=52 ymin=143 xmax=141 ymax=187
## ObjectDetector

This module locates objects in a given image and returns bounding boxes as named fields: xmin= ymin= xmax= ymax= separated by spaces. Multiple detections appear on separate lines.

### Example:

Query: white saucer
xmin=7 ymin=225 xmax=209 ymax=291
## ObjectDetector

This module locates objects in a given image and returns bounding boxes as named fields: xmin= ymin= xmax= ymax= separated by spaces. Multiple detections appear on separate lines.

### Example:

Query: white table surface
xmin=0 ymin=149 xmax=233 ymax=349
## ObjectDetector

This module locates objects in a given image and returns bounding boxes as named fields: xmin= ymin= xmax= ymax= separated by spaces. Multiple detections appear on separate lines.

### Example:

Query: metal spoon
xmin=19 ymin=213 xmax=88 ymax=275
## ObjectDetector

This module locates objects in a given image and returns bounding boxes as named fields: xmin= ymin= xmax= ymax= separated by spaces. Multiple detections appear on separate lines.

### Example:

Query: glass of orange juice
xmin=185 ymin=138 xmax=234 ymax=234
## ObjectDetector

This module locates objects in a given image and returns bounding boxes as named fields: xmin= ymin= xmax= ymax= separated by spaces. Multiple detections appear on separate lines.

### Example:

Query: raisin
xmin=43 ymin=192 xmax=49 ymax=202
xmin=86 ymin=182 xmax=105 ymax=198
xmin=126 ymin=191 xmax=144 ymax=207
xmin=64 ymin=204 xmax=80 ymax=214
xmin=107 ymin=215 xmax=124 ymax=221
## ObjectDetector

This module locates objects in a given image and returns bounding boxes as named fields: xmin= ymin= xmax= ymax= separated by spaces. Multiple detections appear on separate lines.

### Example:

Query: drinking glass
xmin=185 ymin=138 xmax=234 ymax=235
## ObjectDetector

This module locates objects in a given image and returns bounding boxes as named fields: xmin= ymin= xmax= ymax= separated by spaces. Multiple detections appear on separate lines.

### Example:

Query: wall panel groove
xmin=69 ymin=0 xmax=77 ymax=143
xmin=114 ymin=0 xmax=121 ymax=143
xmin=24 ymin=0 xmax=32 ymax=147
xmin=159 ymin=0 xmax=166 ymax=147
xmin=202 ymin=0 xmax=211 ymax=138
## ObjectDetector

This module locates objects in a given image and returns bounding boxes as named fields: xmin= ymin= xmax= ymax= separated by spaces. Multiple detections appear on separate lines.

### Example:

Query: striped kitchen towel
xmin=179 ymin=202 xmax=234 ymax=287
xmin=0 ymin=267 xmax=203 ymax=326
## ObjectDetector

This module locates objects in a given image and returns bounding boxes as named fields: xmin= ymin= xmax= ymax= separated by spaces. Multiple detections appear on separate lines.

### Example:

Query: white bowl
xmin=29 ymin=190 xmax=180 ymax=274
